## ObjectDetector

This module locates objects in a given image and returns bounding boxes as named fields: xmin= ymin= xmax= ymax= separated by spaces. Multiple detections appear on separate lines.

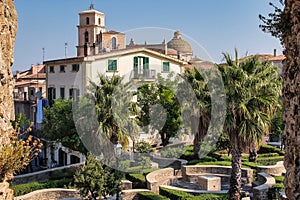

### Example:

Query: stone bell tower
xmin=77 ymin=4 xmax=106 ymax=56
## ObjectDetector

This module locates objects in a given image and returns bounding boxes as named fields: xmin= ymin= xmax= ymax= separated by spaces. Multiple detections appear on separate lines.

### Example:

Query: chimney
xmin=32 ymin=64 xmax=38 ymax=75
xmin=274 ymin=49 xmax=277 ymax=57
xmin=162 ymin=39 xmax=167 ymax=55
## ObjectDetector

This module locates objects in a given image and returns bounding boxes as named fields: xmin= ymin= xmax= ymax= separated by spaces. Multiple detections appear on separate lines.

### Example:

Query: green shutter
xmin=134 ymin=57 xmax=138 ymax=77
xmin=134 ymin=57 xmax=138 ymax=70
xmin=108 ymin=60 xmax=117 ymax=71
xmin=163 ymin=62 xmax=170 ymax=72
xmin=143 ymin=57 xmax=149 ymax=70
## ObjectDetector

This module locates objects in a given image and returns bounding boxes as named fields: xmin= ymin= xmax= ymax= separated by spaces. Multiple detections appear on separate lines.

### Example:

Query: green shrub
xmin=256 ymin=156 xmax=284 ymax=166
xmin=160 ymin=146 xmax=186 ymax=158
xmin=138 ymin=191 xmax=170 ymax=200
xmin=159 ymin=187 xmax=194 ymax=200
xmin=258 ymin=145 xmax=285 ymax=156
xmin=126 ymin=173 xmax=146 ymax=188
xmin=272 ymin=183 xmax=285 ymax=192
xmin=187 ymin=194 xmax=228 ymax=200
xmin=11 ymin=178 xmax=73 ymax=196
xmin=274 ymin=176 xmax=284 ymax=183
xmin=135 ymin=141 xmax=152 ymax=153
xmin=257 ymin=153 xmax=279 ymax=158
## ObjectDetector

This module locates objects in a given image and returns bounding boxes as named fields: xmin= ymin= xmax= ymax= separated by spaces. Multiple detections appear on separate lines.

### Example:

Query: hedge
xmin=159 ymin=187 xmax=194 ymax=200
xmin=138 ymin=191 xmax=170 ymax=200
xmin=10 ymin=178 xmax=73 ymax=196
xmin=159 ymin=187 xmax=228 ymax=200
xmin=274 ymin=176 xmax=284 ymax=183
xmin=258 ymin=145 xmax=285 ymax=156
xmin=125 ymin=173 xmax=146 ymax=188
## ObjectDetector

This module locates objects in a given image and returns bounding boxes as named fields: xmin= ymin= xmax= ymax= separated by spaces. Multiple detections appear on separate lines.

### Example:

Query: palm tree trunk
xmin=248 ymin=149 xmax=257 ymax=162
xmin=229 ymin=144 xmax=242 ymax=200
xmin=282 ymin=1 xmax=300 ymax=199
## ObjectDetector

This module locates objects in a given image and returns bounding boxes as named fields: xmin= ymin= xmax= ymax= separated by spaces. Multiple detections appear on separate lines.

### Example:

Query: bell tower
xmin=77 ymin=4 xmax=106 ymax=56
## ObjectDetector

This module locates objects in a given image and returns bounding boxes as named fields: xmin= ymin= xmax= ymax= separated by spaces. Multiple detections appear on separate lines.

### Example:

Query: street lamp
xmin=114 ymin=141 xmax=122 ymax=164
xmin=113 ymin=141 xmax=122 ymax=200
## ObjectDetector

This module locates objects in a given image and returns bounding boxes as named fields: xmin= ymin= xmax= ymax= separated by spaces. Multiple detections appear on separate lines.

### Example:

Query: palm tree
xmin=89 ymin=75 xmax=130 ymax=149
xmin=182 ymin=68 xmax=211 ymax=159
xmin=218 ymin=50 xmax=281 ymax=200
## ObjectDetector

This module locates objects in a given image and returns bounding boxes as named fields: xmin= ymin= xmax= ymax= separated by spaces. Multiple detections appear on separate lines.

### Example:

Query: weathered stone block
xmin=198 ymin=175 xmax=221 ymax=191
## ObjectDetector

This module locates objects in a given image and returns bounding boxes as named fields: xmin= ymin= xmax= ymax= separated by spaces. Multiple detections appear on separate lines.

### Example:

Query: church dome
xmin=167 ymin=31 xmax=192 ymax=54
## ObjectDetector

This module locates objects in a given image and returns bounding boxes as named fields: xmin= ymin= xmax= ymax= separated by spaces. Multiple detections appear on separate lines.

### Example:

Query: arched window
xmin=86 ymin=17 xmax=90 ymax=25
xmin=85 ymin=31 xmax=89 ymax=43
xmin=111 ymin=37 xmax=117 ymax=50
xmin=98 ymin=18 xmax=101 ymax=25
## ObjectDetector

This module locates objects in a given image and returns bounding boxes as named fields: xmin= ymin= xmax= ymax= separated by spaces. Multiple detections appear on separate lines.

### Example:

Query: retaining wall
xmin=252 ymin=172 xmax=276 ymax=200
xmin=182 ymin=165 xmax=253 ymax=186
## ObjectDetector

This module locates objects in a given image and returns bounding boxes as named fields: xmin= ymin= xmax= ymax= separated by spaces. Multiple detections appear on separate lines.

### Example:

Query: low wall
xmin=151 ymin=156 xmax=187 ymax=170
xmin=14 ymin=188 xmax=80 ymax=200
xmin=13 ymin=163 xmax=84 ymax=184
xmin=121 ymin=189 xmax=150 ymax=200
xmin=252 ymin=172 xmax=276 ymax=200
xmin=146 ymin=168 xmax=175 ymax=194
xmin=257 ymin=161 xmax=286 ymax=176
xmin=182 ymin=165 xmax=253 ymax=186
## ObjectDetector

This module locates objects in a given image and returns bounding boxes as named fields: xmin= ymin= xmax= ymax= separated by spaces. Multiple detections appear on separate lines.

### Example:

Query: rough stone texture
xmin=282 ymin=1 xmax=300 ymax=200
xmin=121 ymin=189 xmax=150 ymax=200
xmin=0 ymin=0 xmax=18 ymax=199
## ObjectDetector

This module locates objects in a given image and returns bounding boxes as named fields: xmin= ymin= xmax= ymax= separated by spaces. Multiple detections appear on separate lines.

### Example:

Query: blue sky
xmin=13 ymin=0 xmax=283 ymax=71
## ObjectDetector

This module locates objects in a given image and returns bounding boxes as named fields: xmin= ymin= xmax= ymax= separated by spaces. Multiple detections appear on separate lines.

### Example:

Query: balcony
xmin=130 ymin=69 xmax=156 ymax=81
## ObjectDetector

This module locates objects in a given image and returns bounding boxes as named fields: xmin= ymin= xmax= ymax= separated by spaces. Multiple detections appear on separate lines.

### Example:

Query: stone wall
xmin=150 ymin=156 xmax=187 ymax=170
xmin=12 ymin=163 xmax=83 ymax=185
xmin=0 ymin=1 xmax=18 ymax=199
xmin=252 ymin=172 xmax=276 ymax=200
xmin=257 ymin=161 xmax=286 ymax=176
xmin=182 ymin=165 xmax=253 ymax=186
xmin=146 ymin=168 xmax=175 ymax=193
xmin=14 ymin=188 xmax=80 ymax=200
xmin=0 ymin=0 xmax=17 ymax=144
xmin=121 ymin=189 xmax=150 ymax=200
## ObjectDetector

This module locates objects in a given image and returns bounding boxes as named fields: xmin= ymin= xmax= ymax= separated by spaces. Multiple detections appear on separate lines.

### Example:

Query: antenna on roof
xmin=42 ymin=47 xmax=45 ymax=62
xmin=90 ymin=1 xmax=94 ymax=10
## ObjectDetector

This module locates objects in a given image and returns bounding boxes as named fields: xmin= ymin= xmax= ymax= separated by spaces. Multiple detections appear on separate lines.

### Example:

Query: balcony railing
xmin=130 ymin=69 xmax=156 ymax=80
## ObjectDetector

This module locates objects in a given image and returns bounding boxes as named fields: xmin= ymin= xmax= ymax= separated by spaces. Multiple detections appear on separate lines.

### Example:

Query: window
xmin=60 ymin=87 xmax=65 ymax=99
xmin=134 ymin=56 xmax=149 ymax=78
xmin=163 ymin=62 xmax=170 ymax=72
xmin=69 ymin=88 xmax=80 ymax=101
xmin=72 ymin=64 xmax=80 ymax=72
xmin=39 ymin=87 xmax=42 ymax=92
xmin=48 ymin=87 xmax=56 ymax=106
xmin=49 ymin=66 xmax=55 ymax=73
xmin=60 ymin=65 xmax=65 ymax=73
xmin=111 ymin=37 xmax=117 ymax=49
xmin=108 ymin=60 xmax=117 ymax=71
xmin=85 ymin=31 xmax=89 ymax=43
xmin=98 ymin=18 xmax=101 ymax=25
xmin=86 ymin=17 xmax=90 ymax=25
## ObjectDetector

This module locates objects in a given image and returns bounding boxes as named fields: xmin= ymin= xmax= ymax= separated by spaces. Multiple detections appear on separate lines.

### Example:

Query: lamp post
xmin=114 ymin=141 xmax=122 ymax=200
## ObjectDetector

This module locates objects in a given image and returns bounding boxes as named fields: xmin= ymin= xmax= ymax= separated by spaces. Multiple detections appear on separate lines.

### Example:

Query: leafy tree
xmin=42 ymin=99 xmax=87 ymax=154
xmin=135 ymin=141 xmax=152 ymax=153
xmin=74 ymin=153 xmax=122 ymax=200
xmin=218 ymin=51 xmax=281 ymax=200
xmin=136 ymin=73 xmax=182 ymax=146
